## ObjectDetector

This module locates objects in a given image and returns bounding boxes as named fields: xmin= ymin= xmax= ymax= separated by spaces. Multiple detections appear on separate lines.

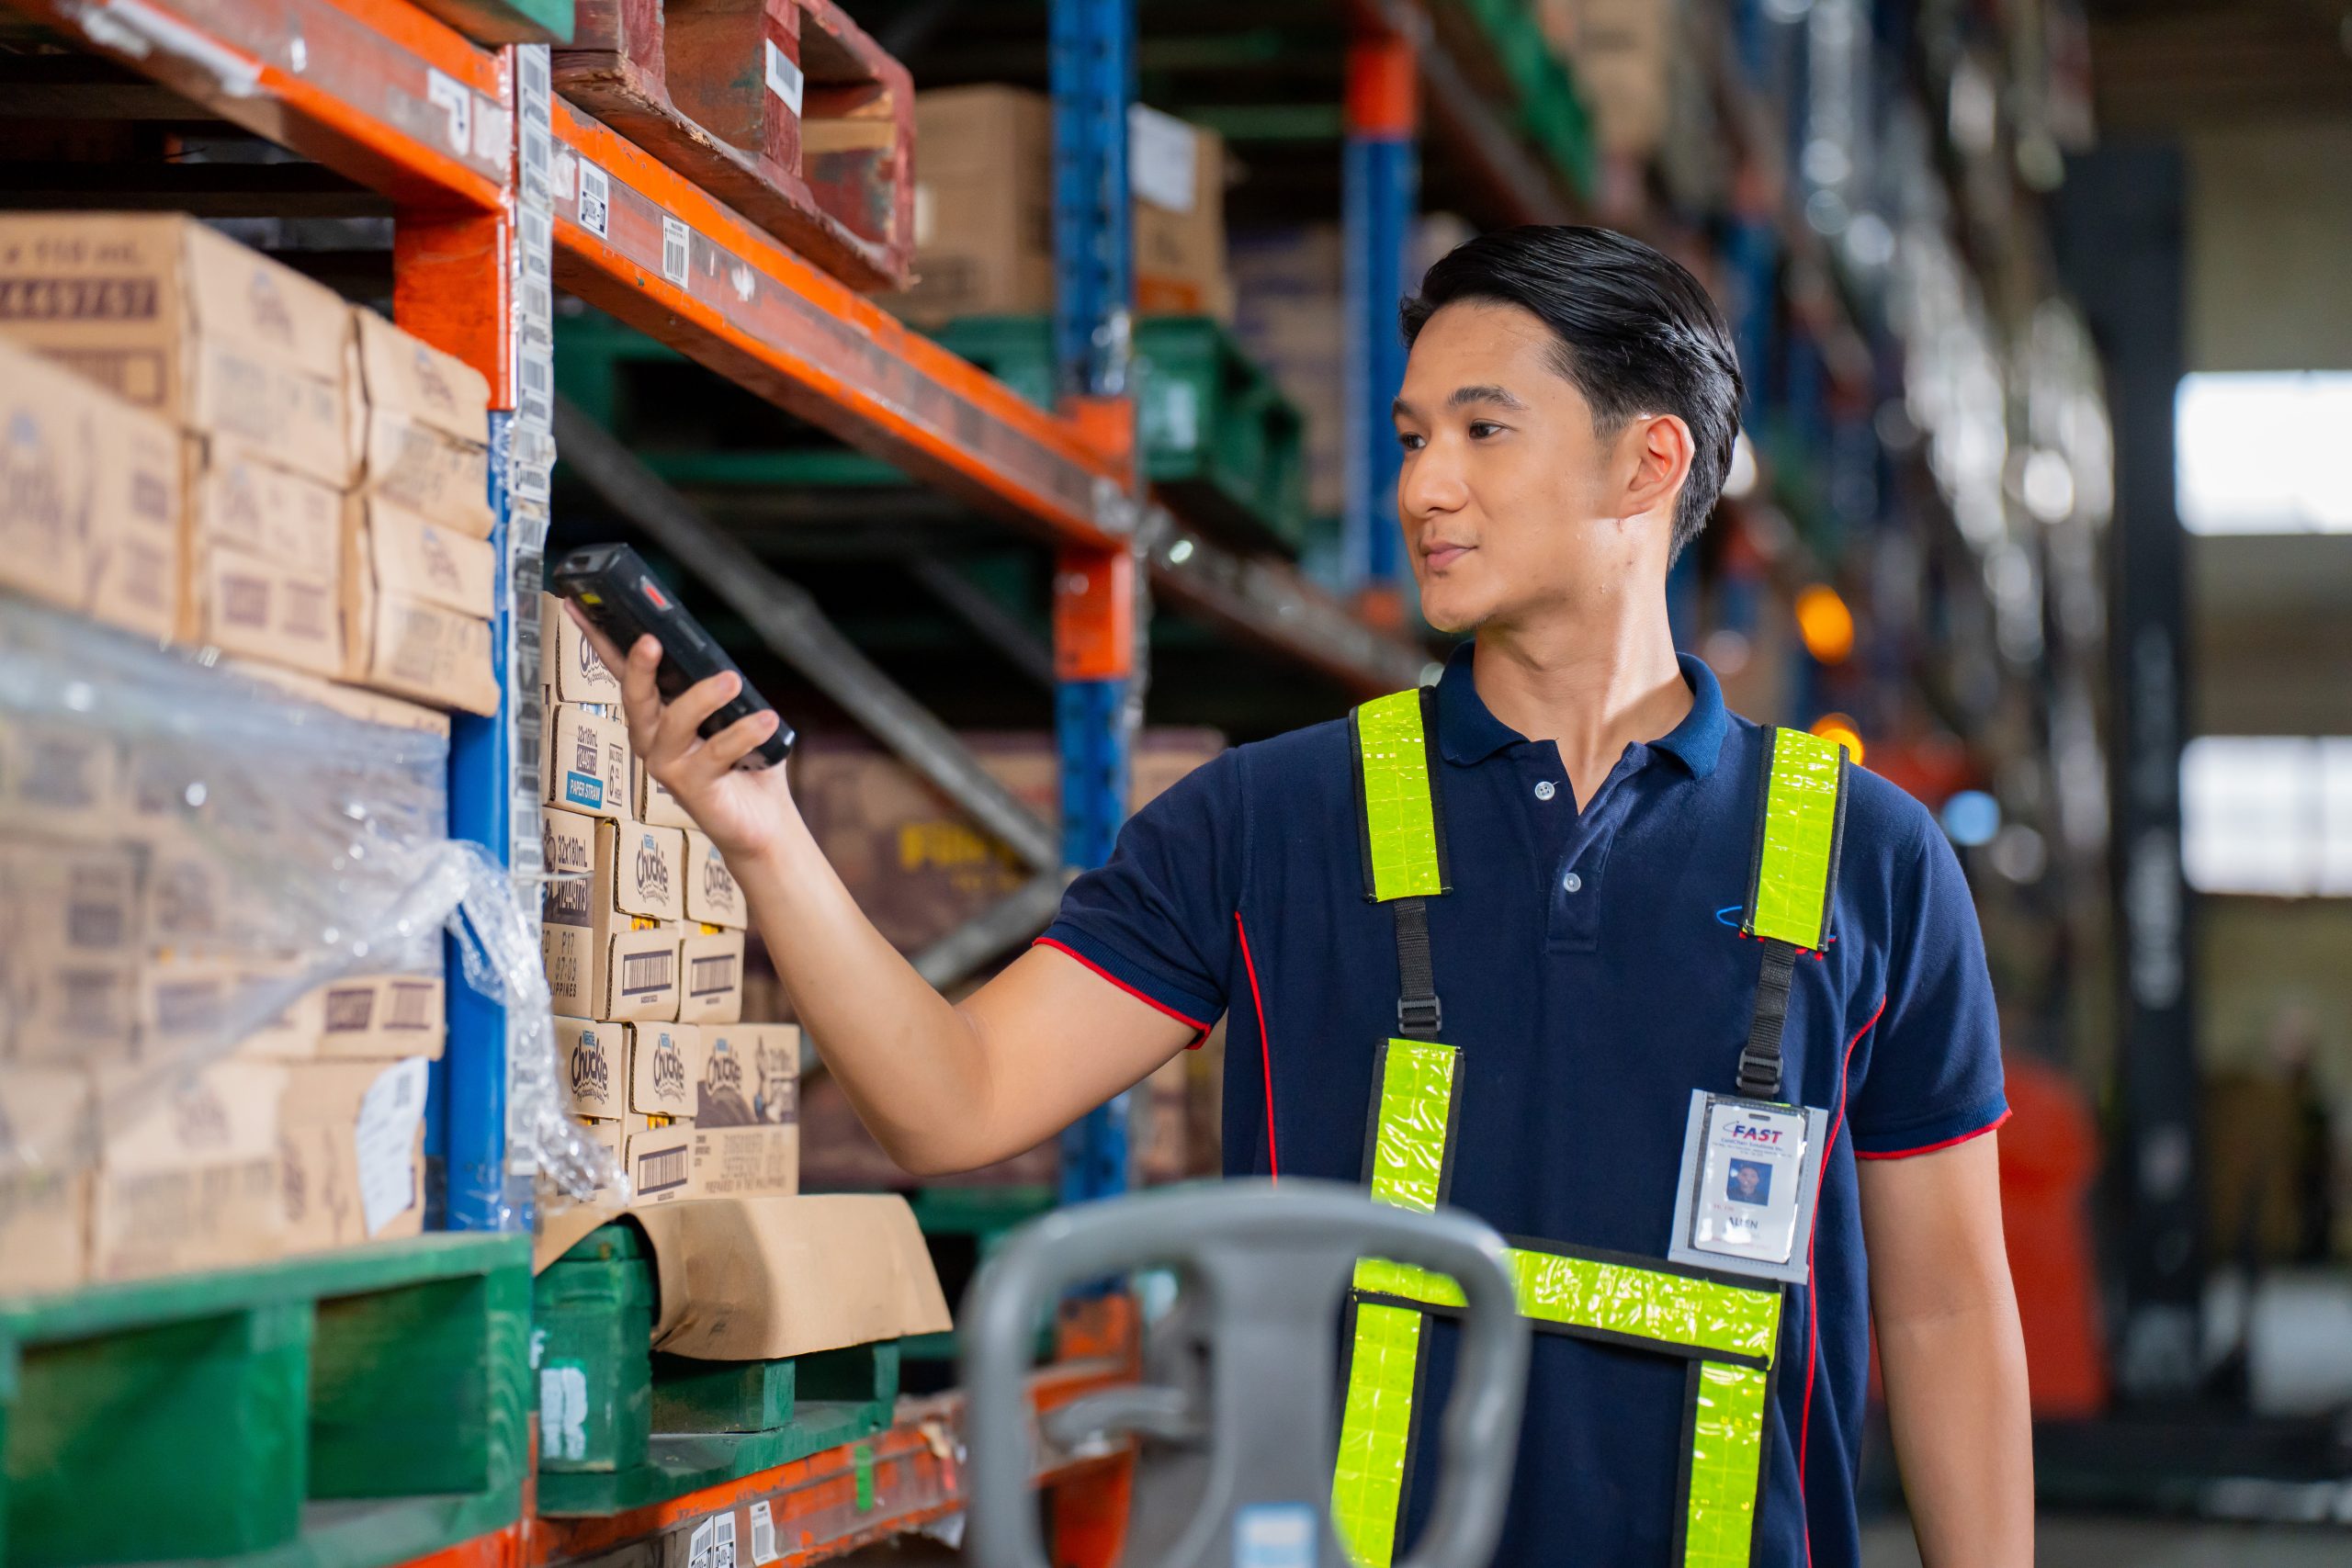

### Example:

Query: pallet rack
xmin=0 ymin=0 xmax=2100 ymax=1562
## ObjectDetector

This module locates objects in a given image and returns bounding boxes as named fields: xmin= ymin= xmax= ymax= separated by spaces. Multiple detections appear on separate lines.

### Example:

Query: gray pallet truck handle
xmin=961 ymin=1179 xmax=1528 ymax=1568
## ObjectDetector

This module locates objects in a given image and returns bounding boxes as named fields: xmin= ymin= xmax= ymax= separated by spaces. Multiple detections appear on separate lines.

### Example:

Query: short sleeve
xmin=1035 ymin=748 xmax=1245 ymax=1036
xmin=1847 ymin=817 xmax=2009 ymax=1158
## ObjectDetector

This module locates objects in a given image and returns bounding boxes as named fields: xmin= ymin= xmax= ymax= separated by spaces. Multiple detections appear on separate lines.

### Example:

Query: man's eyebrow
xmin=1448 ymin=384 xmax=1527 ymax=411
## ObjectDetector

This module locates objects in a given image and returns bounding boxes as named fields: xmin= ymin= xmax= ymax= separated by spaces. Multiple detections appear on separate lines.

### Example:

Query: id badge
xmin=1666 ymin=1090 xmax=1830 ymax=1285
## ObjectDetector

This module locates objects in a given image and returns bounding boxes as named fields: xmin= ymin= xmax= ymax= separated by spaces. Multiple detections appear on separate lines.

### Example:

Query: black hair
xmin=1400 ymin=225 xmax=1745 ymax=563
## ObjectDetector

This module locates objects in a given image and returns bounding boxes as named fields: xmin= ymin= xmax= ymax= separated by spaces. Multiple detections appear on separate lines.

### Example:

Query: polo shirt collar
xmin=1433 ymin=641 xmax=1730 ymax=779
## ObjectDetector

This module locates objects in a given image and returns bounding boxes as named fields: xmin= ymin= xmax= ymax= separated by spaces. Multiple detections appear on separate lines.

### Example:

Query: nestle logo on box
xmin=571 ymin=1032 xmax=609 ymax=1098
xmin=649 ymin=1033 xmax=687 ymax=1099
xmin=636 ymin=833 xmax=672 ymax=900
xmin=565 ymin=772 xmax=603 ymax=808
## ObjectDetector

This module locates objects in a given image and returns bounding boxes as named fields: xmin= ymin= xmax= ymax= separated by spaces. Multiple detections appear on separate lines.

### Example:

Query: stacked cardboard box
xmin=1227 ymin=226 xmax=1346 ymax=520
xmin=1536 ymin=0 xmax=1673 ymax=161
xmin=0 ymin=214 xmax=498 ymax=713
xmin=538 ymin=592 xmax=797 ymax=1207
xmin=891 ymin=87 xmax=1229 ymax=325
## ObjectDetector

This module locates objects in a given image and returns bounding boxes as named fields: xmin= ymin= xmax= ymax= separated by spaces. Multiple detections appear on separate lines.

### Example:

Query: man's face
xmin=1392 ymin=300 xmax=1673 ymax=636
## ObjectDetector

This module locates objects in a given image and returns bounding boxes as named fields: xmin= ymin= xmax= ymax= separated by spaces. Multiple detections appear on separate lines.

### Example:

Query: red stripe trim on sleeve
xmin=1853 ymin=1110 xmax=2011 ymax=1161
xmin=1033 ymin=937 xmax=1213 ymax=1038
xmin=1234 ymin=912 xmax=1279 ymax=1180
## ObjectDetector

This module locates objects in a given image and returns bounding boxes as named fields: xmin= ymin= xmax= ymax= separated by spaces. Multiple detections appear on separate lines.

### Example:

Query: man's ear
xmin=1617 ymin=412 xmax=1695 ymax=525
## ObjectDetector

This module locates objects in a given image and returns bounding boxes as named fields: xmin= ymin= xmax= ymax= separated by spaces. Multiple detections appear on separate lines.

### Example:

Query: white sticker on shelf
xmin=747 ymin=1502 xmax=778 ymax=1565
xmin=687 ymin=1517 xmax=715 ymax=1568
xmin=578 ymin=161 xmax=610 ymax=239
xmin=1129 ymin=103 xmax=1197 ymax=213
xmin=538 ymin=1362 xmax=589 ymax=1462
xmin=472 ymin=97 xmax=511 ymax=164
xmin=662 ymin=215 xmax=691 ymax=287
xmin=356 ymin=1056 xmax=430 ymax=1235
xmin=711 ymin=1509 xmax=738 ymax=1568
xmin=425 ymin=68 xmax=471 ymax=155
xmin=553 ymin=149 xmax=578 ymax=201
xmin=763 ymin=39 xmax=805 ymax=117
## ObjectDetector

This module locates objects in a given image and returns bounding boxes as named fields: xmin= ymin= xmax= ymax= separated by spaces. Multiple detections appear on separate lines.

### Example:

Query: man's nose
xmin=1400 ymin=435 xmax=1467 ymax=517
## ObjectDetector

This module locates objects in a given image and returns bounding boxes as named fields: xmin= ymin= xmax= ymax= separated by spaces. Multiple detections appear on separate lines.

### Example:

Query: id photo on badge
xmin=1725 ymin=1157 xmax=1772 ymax=1206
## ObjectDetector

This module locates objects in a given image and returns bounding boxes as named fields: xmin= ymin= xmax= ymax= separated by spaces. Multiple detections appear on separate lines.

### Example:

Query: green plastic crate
xmin=409 ymin=0 xmax=572 ymax=44
xmin=0 ymin=1234 xmax=530 ymax=1568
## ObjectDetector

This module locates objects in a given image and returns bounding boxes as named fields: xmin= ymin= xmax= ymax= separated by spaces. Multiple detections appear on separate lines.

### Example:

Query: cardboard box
xmin=231 ymin=971 xmax=447 ymax=1062
xmin=183 ymin=441 xmax=342 ymax=675
xmin=678 ymin=925 xmax=745 ymax=1025
xmin=637 ymin=1195 xmax=951 ymax=1358
xmin=795 ymin=728 xmax=1227 ymax=952
xmin=626 ymin=1122 xmax=695 ymax=1207
xmin=625 ymin=1021 xmax=704 ymax=1120
xmin=0 ymin=214 xmax=357 ymax=487
xmin=186 ymin=547 xmax=343 ymax=677
xmin=683 ymin=830 xmax=747 ymax=928
xmin=342 ymin=496 xmax=498 ymax=715
xmin=632 ymin=757 xmax=696 ymax=830
xmin=6 ymin=841 xmax=143 ymax=1063
xmin=0 ymin=1066 xmax=94 ymax=1296
xmin=696 ymin=1023 xmax=799 ymax=1127
xmin=0 ymin=333 xmax=179 ymax=637
xmin=895 ymin=88 xmax=1227 ymax=323
xmin=1537 ymin=0 xmax=1670 ymax=158
xmin=87 ymin=1061 xmax=287 ymax=1281
xmin=0 ymin=712 xmax=121 ymax=842
xmin=540 ymin=592 xmax=623 ymax=704
xmin=557 ymin=1016 xmax=625 ymax=1118
xmin=686 ymin=1122 xmax=798 ymax=1201
xmin=228 ymin=661 xmax=452 ymax=740
xmin=351 ymin=307 xmax=492 ymax=536
xmin=540 ymin=807 xmax=684 ymax=1021
xmin=598 ymin=817 xmax=686 ymax=925
xmin=278 ymin=1056 xmax=430 ymax=1253
xmin=542 ymin=703 xmax=633 ymax=820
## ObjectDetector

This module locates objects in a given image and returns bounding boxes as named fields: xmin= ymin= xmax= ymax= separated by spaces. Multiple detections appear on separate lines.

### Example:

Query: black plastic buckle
xmin=1397 ymin=996 xmax=1442 ymax=1037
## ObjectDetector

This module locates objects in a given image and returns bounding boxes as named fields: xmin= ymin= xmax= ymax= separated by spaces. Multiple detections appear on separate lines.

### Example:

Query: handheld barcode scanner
xmin=550 ymin=543 xmax=795 ymax=769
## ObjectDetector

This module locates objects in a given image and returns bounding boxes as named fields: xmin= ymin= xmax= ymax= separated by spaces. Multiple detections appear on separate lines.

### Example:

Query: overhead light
xmin=2177 ymin=373 xmax=2352 ymax=534
xmin=1810 ymin=713 xmax=1864 ymax=764
xmin=1794 ymin=583 xmax=1856 ymax=664
xmin=2021 ymin=448 xmax=2075 ymax=523
xmin=1724 ymin=434 xmax=1759 ymax=500
xmin=1941 ymin=789 xmax=2002 ymax=847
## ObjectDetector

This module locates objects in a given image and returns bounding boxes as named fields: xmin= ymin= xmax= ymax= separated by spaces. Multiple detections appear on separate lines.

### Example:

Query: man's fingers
xmin=674 ymin=707 xmax=780 ymax=784
xmin=649 ymin=670 xmax=742 ymax=764
xmin=618 ymin=634 xmax=665 ymax=743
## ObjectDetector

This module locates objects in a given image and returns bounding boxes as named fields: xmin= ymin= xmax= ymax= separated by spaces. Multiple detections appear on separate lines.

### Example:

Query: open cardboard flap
xmin=639 ymin=1194 xmax=953 ymax=1359
xmin=534 ymin=1199 xmax=627 ymax=1273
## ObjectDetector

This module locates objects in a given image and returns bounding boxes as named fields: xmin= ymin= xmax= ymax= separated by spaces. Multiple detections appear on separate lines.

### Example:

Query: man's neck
xmin=1472 ymin=602 xmax=1691 ymax=808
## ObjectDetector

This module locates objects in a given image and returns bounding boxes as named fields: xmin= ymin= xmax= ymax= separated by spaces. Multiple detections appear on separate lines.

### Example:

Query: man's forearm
xmin=729 ymin=814 xmax=996 ymax=1175
xmin=1877 ymin=1293 xmax=2034 ymax=1567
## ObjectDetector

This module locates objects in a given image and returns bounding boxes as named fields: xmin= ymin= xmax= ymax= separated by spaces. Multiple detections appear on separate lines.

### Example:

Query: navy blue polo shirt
xmin=1038 ymin=642 xmax=2007 ymax=1568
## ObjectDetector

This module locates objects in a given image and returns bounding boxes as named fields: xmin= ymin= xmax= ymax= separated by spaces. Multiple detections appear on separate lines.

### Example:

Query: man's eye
xmin=1397 ymin=432 xmax=1426 ymax=452
xmin=1468 ymin=421 xmax=1504 ymax=439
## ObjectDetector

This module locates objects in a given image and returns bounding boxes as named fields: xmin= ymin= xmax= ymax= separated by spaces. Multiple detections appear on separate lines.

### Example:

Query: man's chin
xmin=1417 ymin=593 xmax=1483 ymax=637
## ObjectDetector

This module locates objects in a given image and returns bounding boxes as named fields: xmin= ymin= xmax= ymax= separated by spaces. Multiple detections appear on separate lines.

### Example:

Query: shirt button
xmin=1533 ymin=780 xmax=1556 ymax=801
xmin=1562 ymin=871 xmax=1584 ymax=894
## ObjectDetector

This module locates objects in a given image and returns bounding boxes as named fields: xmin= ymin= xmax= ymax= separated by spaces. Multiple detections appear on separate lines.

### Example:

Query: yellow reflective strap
xmin=1353 ymin=1248 xmax=1781 ymax=1367
xmin=1357 ymin=690 xmax=1446 ymax=901
xmin=1333 ymin=1302 xmax=1424 ymax=1568
xmin=1747 ymin=728 xmax=1845 ymax=949
xmin=1365 ymin=1037 xmax=1457 ymax=1213
xmin=1510 ymin=1250 xmax=1781 ymax=1365
xmin=1681 ymin=1361 xmax=1772 ymax=1568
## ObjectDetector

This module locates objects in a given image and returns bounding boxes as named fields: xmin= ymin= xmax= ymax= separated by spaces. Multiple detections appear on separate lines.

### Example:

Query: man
xmin=571 ymin=226 xmax=2032 ymax=1568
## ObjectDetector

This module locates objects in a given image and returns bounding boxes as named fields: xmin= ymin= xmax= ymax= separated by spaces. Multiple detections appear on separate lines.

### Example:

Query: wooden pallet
xmin=0 ymin=1234 xmax=531 ymax=1568
xmin=554 ymin=0 xmax=914 ymax=291
xmin=532 ymin=1225 xmax=902 ymax=1518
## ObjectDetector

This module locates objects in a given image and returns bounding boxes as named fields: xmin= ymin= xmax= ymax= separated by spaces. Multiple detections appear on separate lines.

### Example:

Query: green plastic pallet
xmin=532 ymin=1227 xmax=901 ymax=1518
xmin=553 ymin=312 xmax=1311 ymax=558
xmin=0 ymin=1233 xmax=530 ymax=1568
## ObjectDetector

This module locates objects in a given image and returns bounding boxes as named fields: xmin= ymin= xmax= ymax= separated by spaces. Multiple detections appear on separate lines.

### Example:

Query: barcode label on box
xmin=638 ymin=1145 xmax=689 ymax=1194
xmin=712 ymin=1510 xmax=738 ymax=1568
xmin=578 ymin=162 xmax=609 ymax=240
xmin=690 ymin=953 xmax=739 ymax=997
xmin=748 ymin=1501 xmax=778 ymax=1565
xmin=621 ymin=948 xmax=675 ymax=996
xmin=662 ymin=216 xmax=690 ymax=287
xmin=687 ymin=1517 xmax=714 ymax=1568
xmin=763 ymin=39 xmax=804 ymax=116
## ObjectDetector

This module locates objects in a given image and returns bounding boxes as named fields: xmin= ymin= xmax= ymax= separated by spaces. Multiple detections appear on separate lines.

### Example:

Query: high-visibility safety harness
xmin=1332 ymin=689 xmax=1851 ymax=1568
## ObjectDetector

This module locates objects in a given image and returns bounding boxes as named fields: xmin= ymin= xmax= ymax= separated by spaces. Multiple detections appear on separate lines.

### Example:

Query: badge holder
xmin=1667 ymin=1090 xmax=1828 ymax=1286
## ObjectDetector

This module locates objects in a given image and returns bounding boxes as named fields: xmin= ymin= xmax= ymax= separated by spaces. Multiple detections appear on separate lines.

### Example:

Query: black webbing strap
xmin=1736 ymin=940 xmax=1798 ymax=1100
xmin=1394 ymin=897 xmax=1442 ymax=1038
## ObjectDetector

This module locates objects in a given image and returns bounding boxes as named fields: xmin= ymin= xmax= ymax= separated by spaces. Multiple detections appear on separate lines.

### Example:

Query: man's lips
xmin=1422 ymin=542 xmax=1474 ymax=570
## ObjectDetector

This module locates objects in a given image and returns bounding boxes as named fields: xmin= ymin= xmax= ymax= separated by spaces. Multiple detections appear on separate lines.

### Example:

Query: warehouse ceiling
xmin=2087 ymin=0 xmax=2352 ymax=129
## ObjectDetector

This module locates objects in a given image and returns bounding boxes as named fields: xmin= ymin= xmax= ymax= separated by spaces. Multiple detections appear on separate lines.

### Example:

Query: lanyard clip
xmin=1397 ymin=995 xmax=1442 ymax=1038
